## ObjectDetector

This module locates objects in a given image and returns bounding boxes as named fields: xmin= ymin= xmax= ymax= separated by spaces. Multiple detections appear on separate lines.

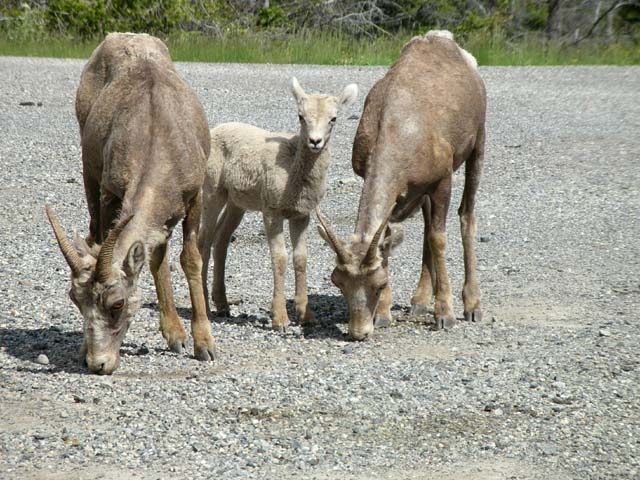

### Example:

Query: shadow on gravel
xmin=294 ymin=293 xmax=349 ymax=340
xmin=0 ymin=326 xmax=151 ymax=374
xmin=0 ymin=326 xmax=85 ymax=374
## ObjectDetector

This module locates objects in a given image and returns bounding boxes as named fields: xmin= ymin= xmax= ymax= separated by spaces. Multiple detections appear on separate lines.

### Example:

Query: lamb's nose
xmin=309 ymin=137 xmax=322 ymax=147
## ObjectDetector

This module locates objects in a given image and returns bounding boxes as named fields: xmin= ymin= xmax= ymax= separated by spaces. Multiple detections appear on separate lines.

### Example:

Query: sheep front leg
xmin=289 ymin=216 xmax=316 ymax=326
xmin=263 ymin=212 xmax=290 ymax=332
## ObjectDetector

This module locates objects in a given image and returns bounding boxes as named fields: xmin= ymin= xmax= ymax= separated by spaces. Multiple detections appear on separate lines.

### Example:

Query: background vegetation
xmin=0 ymin=1 xmax=638 ymax=65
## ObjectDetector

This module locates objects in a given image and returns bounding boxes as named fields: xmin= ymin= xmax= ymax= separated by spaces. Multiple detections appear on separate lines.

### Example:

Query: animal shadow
xmin=1 ymin=326 xmax=85 ymax=374
xmin=287 ymin=293 xmax=349 ymax=340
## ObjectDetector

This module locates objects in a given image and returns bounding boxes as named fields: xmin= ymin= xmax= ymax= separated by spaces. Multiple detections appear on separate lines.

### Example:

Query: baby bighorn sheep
xmin=46 ymin=33 xmax=216 ymax=374
xmin=198 ymin=78 xmax=358 ymax=331
xmin=318 ymin=30 xmax=486 ymax=340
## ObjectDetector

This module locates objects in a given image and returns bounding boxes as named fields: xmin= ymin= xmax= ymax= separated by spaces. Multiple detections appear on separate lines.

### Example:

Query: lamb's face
xmin=291 ymin=77 xmax=358 ymax=154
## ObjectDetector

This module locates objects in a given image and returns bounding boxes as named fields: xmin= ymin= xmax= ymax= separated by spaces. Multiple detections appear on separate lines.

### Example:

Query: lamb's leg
xmin=150 ymin=243 xmax=187 ymax=353
xmin=264 ymin=212 xmax=289 ymax=332
xmin=180 ymin=192 xmax=216 ymax=362
xmin=410 ymin=196 xmax=436 ymax=316
xmin=197 ymin=191 xmax=227 ymax=316
xmin=458 ymin=135 xmax=484 ymax=323
xmin=212 ymin=203 xmax=245 ymax=316
xmin=429 ymin=176 xmax=455 ymax=330
xmin=289 ymin=216 xmax=316 ymax=326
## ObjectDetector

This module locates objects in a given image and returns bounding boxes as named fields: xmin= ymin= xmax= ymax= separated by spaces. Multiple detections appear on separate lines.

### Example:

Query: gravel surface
xmin=0 ymin=58 xmax=639 ymax=480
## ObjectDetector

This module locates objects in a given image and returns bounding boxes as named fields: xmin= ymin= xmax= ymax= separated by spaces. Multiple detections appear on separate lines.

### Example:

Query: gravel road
xmin=0 ymin=58 xmax=638 ymax=480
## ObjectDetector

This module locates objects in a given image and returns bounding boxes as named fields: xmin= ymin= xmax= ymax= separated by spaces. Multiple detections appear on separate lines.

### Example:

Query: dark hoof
xmin=410 ymin=304 xmax=430 ymax=316
xmin=168 ymin=339 xmax=186 ymax=354
xmin=215 ymin=309 xmax=231 ymax=318
xmin=434 ymin=316 xmax=456 ymax=331
xmin=273 ymin=325 xmax=288 ymax=333
xmin=194 ymin=344 xmax=217 ymax=362
xmin=464 ymin=310 xmax=483 ymax=323
xmin=374 ymin=315 xmax=391 ymax=328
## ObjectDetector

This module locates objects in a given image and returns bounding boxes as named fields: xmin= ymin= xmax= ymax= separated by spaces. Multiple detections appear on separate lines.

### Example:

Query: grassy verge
xmin=0 ymin=31 xmax=638 ymax=66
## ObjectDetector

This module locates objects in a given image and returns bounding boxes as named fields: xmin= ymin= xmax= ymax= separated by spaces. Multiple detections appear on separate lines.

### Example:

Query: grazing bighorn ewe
xmin=198 ymin=78 xmax=358 ymax=331
xmin=45 ymin=33 xmax=216 ymax=374
xmin=317 ymin=30 xmax=486 ymax=340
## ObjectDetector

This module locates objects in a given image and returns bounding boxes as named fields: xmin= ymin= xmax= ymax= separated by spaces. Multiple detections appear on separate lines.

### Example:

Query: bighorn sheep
xmin=198 ymin=78 xmax=358 ymax=331
xmin=317 ymin=31 xmax=486 ymax=340
xmin=45 ymin=33 xmax=216 ymax=374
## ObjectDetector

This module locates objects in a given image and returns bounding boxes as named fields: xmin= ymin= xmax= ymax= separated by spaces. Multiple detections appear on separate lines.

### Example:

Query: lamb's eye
xmin=298 ymin=115 xmax=305 ymax=123
xmin=330 ymin=117 xmax=337 ymax=123
xmin=111 ymin=299 xmax=124 ymax=311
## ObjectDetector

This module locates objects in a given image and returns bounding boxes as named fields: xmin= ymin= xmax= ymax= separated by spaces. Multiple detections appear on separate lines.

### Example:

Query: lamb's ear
xmin=291 ymin=77 xmax=307 ymax=103
xmin=123 ymin=241 xmax=145 ymax=278
xmin=339 ymin=84 xmax=358 ymax=109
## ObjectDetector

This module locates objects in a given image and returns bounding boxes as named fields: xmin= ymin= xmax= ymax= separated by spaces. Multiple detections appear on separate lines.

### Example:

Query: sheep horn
xmin=316 ymin=208 xmax=350 ymax=265
xmin=45 ymin=205 xmax=84 ymax=275
xmin=95 ymin=215 xmax=133 ymax=284
xmin=362 ymin=206 xmax=395 ymax=267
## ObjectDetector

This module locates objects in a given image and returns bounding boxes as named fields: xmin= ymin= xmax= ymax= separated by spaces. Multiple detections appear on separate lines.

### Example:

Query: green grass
xmin=0 ymin=30 xmax=638 ymax=66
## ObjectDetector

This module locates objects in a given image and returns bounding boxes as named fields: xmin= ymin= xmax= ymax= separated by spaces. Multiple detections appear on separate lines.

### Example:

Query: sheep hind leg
xmin=429 ymin=176 xmax=455 ymax=331
xmin=212 ymin=202 xmax=245 ymax=317
xmin=180 ymin=192 xmax=216 ymax=362
xmin=410 ymin=196 xmax=436 ymax=317
xmin=264 ymin=213 xmax=289 ymax=332
xmin=198 ymin=191 xmax=227 ymax=316
xmin=289 ymin=216 xmax=316 ymax=326
xmin=459 ymin=141 xmax=484 ymax=323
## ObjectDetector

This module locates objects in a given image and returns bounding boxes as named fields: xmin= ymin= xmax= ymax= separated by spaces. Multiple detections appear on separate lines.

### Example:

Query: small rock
xmin=540 ymin=442 xmax=558 ymax=456
xmin=339 ymin=177 xmax=358 ymax=186
xmin=36 ymin=354 xmax=49 ymax=365
xmin=73 ymin=395 xmax=86 ymax=404
xmin=551 ymin=381 xmax=566 ymax=390
xmin=599 ymin=328 xmax=612 ymax=337
xmin=342 ymin=345 xmax=354 ymax=354
xmin=479 ymin=236 xmax=491 ymax=243
xmin=493 ymin=408 xmax=503 ymax=416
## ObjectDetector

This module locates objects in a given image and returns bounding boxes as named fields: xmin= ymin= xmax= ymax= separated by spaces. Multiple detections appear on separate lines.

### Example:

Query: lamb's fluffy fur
xmin=198 ymin=78 xmax=358 ymax=330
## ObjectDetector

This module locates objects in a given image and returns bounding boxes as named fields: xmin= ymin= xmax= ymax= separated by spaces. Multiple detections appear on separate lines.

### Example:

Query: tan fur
xmin=318 ymin=30 xmax=486 ymax=339
xmin=46 ymin=33 xmax=215 ymax=374
xmin=199 ymin=78 xmax=358 ymax=330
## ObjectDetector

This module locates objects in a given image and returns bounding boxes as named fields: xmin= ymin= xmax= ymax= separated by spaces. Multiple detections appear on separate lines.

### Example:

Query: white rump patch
xmin=426 ymin=30 xmax=455 ymax=41
xmin=425 ymin=30 xmax=478 ymax=69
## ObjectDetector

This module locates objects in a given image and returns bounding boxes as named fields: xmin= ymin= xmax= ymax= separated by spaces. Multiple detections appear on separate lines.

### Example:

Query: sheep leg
xmin=197 ymin=191 xmax=227 ymax=316
xmin=212 ymin=203 xmax=245 ymax=316
xmin=83 ymin=175 xmax=101 ymax=245
xmin=429 ymin=176 xmax=455 ymax=330
xmin=264 ymin=212 xmax=290 ymax=332
xmin=180 ymin=192 xmax=216 ymax=362
xmin=289 ymin=216 xmax=316 ymax=326
xmin=150 ymin=242 xmax=187 ymax=354
xmin=458 ymin=136 xmax=484 ymax=323
xmin=410 ymin=196 xmax=436 ymax=316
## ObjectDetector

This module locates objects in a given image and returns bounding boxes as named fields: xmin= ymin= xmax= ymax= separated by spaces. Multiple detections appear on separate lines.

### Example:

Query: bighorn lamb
xmin=45 ymin=33 xmax=216 ymax=374
xmin=198 ymin=78 xmax=358 ymax=331
xmin=317 ymin=31 xmax=486 ymax=340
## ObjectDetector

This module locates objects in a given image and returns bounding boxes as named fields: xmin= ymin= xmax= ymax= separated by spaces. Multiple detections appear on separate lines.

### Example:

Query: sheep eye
xmin=111 ymin=299 xmax=125 ymax=311
xmin=330 ymin=117 xmax=337 ymax=123
xmin=298 ymin=114 xmax=305 ymax=123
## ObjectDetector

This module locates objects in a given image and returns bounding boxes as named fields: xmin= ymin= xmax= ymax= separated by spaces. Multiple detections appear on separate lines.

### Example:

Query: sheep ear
xmin=291 ymin=77 xmax=307 ymax=103
xmin=339 ymin=84 xmax=358 ymax=109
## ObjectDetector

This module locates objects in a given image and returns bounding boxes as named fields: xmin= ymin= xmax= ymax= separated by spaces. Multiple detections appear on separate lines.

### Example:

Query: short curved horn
xmin=95 ymin=215 xmax=133 ymax=284
xmin=316 ymin=208 xmax=350 ymax=265
xmin=45 ymin=205 xmax=84 ymax=275
xmin=362 ymin=206 xmax=395 ymax=267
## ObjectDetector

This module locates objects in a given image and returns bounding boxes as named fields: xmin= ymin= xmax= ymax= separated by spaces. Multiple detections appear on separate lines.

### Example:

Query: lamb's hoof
xmin=299 ymin=312 xmax=317 ymax=327
xmin=434 ymin=316 xmax=456 ymax=331
xmin=410 ymin=304 xmax=430 ymax=316
xmin=194 ymin=343 xmax=217 ymax=362
xmin=168 ymin=339 xmax=186 ymax=354
xmin=464 ymin=309 xmax=482 ymax=323
xmin=215 ymin=309 xmax=231 ymax=318
xmin=272 ymin=324 xmax=288 ymax=333
xmin=374 ymin=314 xmax=391 ymax=328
